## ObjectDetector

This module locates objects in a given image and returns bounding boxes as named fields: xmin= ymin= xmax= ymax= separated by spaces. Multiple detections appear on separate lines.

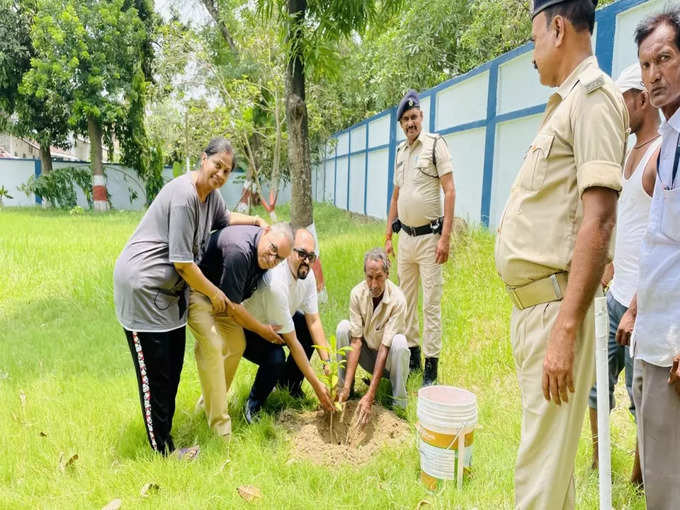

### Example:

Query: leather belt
xmin=506 ymin=272 xmax=568 ymax=310
xmin=400 ymin=219 xmax=440 ymax=237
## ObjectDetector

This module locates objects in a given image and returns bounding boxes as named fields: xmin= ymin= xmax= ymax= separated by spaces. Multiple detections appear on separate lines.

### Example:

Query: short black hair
xmin=635 ymin=6 xmax=680 ymax=51
xmin=544 ymin=0 xmax=596 ymax=34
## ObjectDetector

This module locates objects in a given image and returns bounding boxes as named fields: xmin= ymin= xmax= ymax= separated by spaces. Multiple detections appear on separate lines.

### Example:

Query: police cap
xmin=397 ymin=89 xmax=420 ymax=121
xmin=531 ymin=0 xmax=598 ymax=19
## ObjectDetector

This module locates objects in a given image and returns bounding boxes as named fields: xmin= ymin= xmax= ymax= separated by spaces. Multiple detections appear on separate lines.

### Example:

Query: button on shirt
xmin=348 ymin=279 xmax=407 ymax=350
xmin=495 ymin=56 xmax=627 ymax=287
xmin=631 ymin=106 xmax=680 ymax=367
xmin=394 ymin=131 xmax=453 ymax=227
xmin=242 ymin=261 xmax=319 ymax=335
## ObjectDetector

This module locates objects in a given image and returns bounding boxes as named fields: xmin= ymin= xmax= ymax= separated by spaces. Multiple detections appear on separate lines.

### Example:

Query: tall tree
xmin=0 ymin=0 xmax=72 ymax=175
xmin=28 ymin=0 xmax=148 ymax=210
xmin=0 ymin=0 xmax=31 ymax=127
xmin=259 ymin=0 xmax=403 ymax=228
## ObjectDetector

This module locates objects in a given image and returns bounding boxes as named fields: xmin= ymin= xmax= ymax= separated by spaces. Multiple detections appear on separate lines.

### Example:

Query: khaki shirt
xmin=495 ymin=56 xmax=628 ymax=287
xmin=349 ymin=279 xmax=407 ymax=350
xmin=394 ymin=130 xmax=453 ymax=227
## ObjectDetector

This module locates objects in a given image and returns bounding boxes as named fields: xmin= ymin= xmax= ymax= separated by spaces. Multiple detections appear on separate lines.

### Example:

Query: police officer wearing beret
xmin=385 ymin=90 xmax=456 ymax=387
xmin=494 ymin=0 xmax=627 ymax=508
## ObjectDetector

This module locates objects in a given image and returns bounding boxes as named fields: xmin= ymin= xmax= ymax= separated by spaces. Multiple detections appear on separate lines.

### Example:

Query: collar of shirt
xmin=659 ymin=105 xmax=680 ymax=137
xmin=554 ymin=55 xmax=598 ymax=100
xmin=407 ymin=130 xmax=427 ymax=150
xmin=360 ymin=279 xmax=395 ymax=309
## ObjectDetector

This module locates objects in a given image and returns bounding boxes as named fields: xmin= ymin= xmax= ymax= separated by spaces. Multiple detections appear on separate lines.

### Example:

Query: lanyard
xmin=657 ymin=133 xmax=680 ymax=190
xmin=673 ymin=132 xmax=680 ymax=187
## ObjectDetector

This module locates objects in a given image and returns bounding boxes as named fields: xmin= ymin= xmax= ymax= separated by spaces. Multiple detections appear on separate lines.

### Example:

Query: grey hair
xmin=363 ymin=247 xmax=390 ymax=273
xmin=203 ymin=137 xmax=236 ymax=170
xmin=270 ymin=222 xmax=294 ymax=245
xmin=635 ymin=5 xmax=680 ymax=51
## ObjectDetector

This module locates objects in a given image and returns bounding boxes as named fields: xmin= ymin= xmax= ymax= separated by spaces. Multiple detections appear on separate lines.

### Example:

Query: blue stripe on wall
xmin=34 ymin=159 xmax=42 ymax=205
xmin=480 ymin=63 xmax=499 ymax=227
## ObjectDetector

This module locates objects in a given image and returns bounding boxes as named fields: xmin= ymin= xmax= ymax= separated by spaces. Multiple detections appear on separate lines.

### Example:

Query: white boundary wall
xmin=0 ymin=158 xmax=291 ymax=211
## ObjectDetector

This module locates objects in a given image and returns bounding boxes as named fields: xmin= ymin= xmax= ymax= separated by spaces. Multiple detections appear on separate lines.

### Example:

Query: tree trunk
xmin=39 ymin=143 xmax=53 ymax=174
xmin=88 ymin=114 xmax=108 ymax=211
xmin=38 ymin=142 xmax=53 ymax=208
xmin=286 ymin=0 xmax=313 ymax=229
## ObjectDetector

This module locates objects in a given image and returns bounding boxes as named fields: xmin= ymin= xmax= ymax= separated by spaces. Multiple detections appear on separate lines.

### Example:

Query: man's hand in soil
xmin=668 ymin=354 xmax=680 ymax=398
xmin=357 ymin=393 xmax=373 ymax=427
xmin=312 ymin=381 xmax=334 ymax=413
xmin=337 ymin=386 xmax=350 ymax=404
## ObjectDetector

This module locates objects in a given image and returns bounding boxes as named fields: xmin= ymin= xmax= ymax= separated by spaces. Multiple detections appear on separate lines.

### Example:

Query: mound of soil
xmin=277 ymin=401 xmax=412 ymax=466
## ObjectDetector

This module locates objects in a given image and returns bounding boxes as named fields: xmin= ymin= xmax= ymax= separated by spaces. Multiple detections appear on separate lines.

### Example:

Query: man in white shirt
xmin=588 ymin=62 xmax=660 ymax=484
xmin=617 ymin=8 xmax=680 ymax=508
xmin=241 ymin=228 xmax=334 ymax=422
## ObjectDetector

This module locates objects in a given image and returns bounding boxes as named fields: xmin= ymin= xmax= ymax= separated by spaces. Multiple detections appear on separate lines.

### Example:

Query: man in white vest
xmin=588 ymin=62 xmax=660 ymax=484
xmin=617 ymin=8 xmax=680 ymax=509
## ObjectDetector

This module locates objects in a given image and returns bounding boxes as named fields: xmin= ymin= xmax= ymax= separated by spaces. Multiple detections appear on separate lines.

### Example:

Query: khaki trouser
xmin=335 ymin=320 xmax=410 ymax=408
xmin=188 ymin=291 xmax=245 ymax=438
xmin=397 ymin=232 xmax=443 ymax=358
xmin=633 ymin=358 xmax=680 ymax=510
xmin=511 ymin=299 xmax=595 ymax=510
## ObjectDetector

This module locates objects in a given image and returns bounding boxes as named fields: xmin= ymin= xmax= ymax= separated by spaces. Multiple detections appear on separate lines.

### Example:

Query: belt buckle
xmin=550 ymin=274 xmax=563 ymax=300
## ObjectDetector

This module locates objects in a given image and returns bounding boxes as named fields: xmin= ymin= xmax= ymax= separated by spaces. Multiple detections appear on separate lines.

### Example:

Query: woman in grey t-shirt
xmin=113 ymin=137 xmax=266 ymax=455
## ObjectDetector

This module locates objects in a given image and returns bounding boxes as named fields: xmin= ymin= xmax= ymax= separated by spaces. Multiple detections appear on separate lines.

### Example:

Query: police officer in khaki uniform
xmin=385 ymin=90 xmax=456 ymax=386
xmin=494 ymin=1 xmax=627 ymax=508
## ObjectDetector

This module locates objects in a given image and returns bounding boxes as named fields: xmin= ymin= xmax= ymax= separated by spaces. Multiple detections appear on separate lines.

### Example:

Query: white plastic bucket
xmin=417 ymin=385 xmax=477 ymax=490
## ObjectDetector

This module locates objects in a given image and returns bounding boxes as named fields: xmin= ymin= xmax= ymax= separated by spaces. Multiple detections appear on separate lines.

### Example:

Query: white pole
xmin=594 ymin=295 xmax=611 ymax=510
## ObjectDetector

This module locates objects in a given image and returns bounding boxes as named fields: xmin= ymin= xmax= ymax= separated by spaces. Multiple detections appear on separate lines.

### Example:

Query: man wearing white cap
xmin=587 ymin=62 xmax=660 ymax=485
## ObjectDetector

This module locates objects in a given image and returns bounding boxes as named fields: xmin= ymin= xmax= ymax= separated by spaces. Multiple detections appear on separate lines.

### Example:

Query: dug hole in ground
xmin=278 ymin=401 xmax=411 ymax=466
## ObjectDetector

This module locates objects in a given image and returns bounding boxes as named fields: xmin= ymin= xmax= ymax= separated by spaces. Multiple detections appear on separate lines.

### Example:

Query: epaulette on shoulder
xmin=579 ymin=67 xmax=606 ymax=95
xmin=397 ymin=140 xmax=407 ymax=151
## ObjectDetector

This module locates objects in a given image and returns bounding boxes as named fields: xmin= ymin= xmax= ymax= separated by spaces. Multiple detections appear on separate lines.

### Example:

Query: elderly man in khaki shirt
xmin=494 ymin=0 xmax=627 ymax=508
xmin=385 ymin=89 xmax=456 ymax=386
xmin=336 ymin=248 xmax=410 ymax=425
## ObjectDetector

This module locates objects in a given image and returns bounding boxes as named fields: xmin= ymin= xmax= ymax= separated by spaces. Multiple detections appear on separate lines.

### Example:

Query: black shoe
xmin=423 ymin=357 xmax=438 ymax=387
xmin=409 ymin=346 xmax=422 ymax=372
xmin=244 ymin=398 xmax=262 ymax=425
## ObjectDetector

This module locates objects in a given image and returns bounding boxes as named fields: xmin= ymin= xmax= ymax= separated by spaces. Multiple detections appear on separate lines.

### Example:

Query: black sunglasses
xmin=294 ymin=248 xmax=317 ymax=262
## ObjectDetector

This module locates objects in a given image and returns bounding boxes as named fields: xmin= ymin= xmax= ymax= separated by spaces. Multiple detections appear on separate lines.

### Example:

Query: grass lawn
xmin=0 ymin=203 xmax=645 ymax=509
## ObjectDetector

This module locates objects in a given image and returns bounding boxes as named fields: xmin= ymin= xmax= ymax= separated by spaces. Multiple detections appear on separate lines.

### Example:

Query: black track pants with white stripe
xmin=124 ymin=327 xmax=185 ymax=454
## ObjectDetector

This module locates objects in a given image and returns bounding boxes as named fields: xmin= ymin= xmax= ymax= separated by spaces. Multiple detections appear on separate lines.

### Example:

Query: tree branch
xmin=199 ymin=0 xmax=238 ymax=54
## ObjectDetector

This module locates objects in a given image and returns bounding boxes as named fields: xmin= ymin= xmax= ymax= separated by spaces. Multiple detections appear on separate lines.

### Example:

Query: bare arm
xmin=543 ymin=187 xmax=618 ymax=405
xmin=229 ymin=212 xmax=268 ymax=228
xmin=174 ymin=262 xmax=229 ymax=312
xmin=229 ymin=303 xmax=283 ymax=344
xmin=436 ymin=173 xmax=456 ymax=264
xmin=642 ymin=146 xmax=660 ymax=198
xmin=357 ymin=343 xmax=389 ymax=426
xmin=282 ymin=330 xmax=333 ymax=411
xmin=601 ymin=262 xmax=614 ymax=288
xmin=339 ymin=337 xmax=363 ymax=400
xmin=385 ymin=186 xmax=400 ymax=257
